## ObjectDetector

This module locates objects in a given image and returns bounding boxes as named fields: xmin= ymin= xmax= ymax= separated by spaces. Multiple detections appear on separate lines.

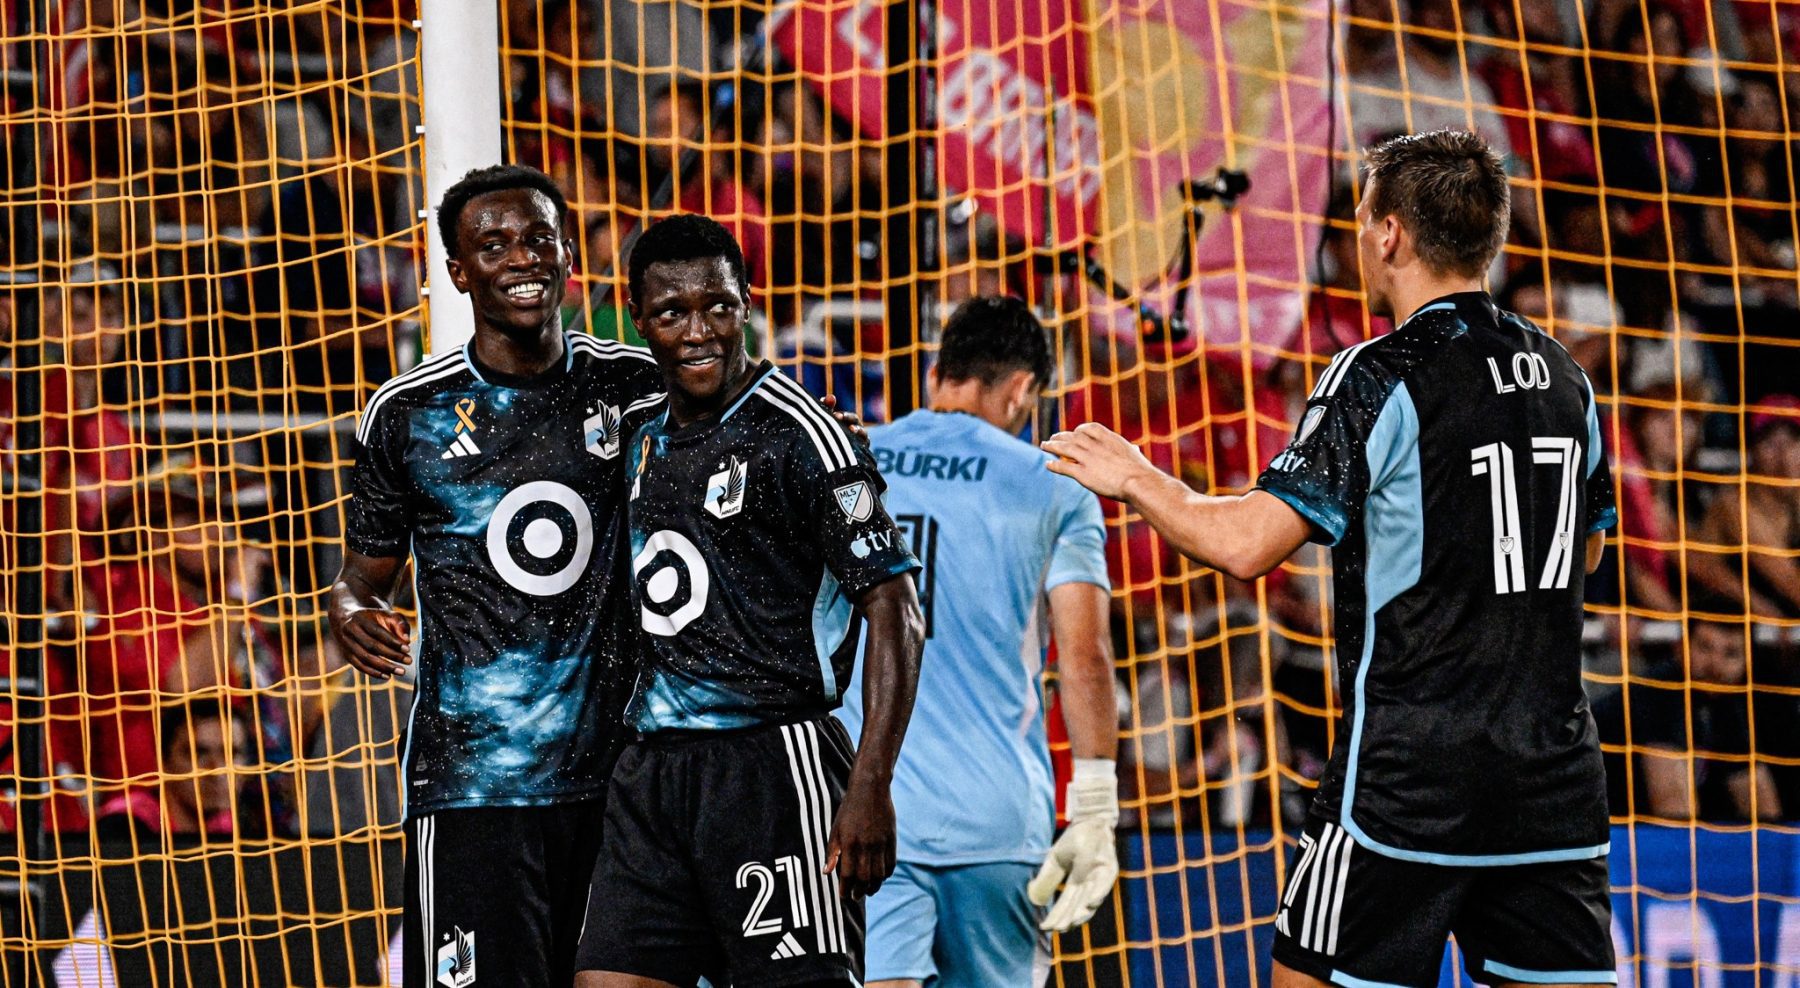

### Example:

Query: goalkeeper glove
xmin=1027 ymin=758 xmax=1120 ymax=932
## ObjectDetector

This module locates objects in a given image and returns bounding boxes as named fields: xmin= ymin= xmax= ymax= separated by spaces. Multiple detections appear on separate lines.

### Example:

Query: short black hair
xmin=935 ymin=296 xmax=1054 ymax=387
xmin=627 ymin=213 xmax=749 ymax=303
xmin=1362 ymin=129 xmax=1510 ymax=278
xmin=437 ymin=164 xmax=569 ymax=257
xmin=159 ymin=697 xmax=240 ymax=756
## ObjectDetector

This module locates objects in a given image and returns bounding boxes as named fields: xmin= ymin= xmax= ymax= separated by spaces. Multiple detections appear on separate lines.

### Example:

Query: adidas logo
xmin=769 ymin=932 xmax=806 ymax=961
xmin=441 ymin=433 xmax=481 ymax=459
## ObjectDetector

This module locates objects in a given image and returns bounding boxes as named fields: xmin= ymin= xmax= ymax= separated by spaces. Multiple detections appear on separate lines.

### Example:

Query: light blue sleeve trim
xmin=1482 ymin=959 xmax=1619 ymax=984
xmin=1258 ymin=485 xmax=1349 ymax=547
xmin=1329 ymin=969 xmax=1414 ymax=988
xmin=1582 ymin=372 xmax=1604 ymax=478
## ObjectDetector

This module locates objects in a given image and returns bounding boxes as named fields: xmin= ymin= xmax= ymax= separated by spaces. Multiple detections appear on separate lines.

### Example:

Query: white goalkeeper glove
xmin=1027 ymin=758 xmax=1119 ymax=932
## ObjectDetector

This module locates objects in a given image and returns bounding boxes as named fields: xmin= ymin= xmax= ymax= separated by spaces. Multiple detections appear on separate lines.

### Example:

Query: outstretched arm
xmin=328 ymin=550 xmax=412 ymax=679
xmin=1044 ymin=423 xmax=1311 ymax=580
xmin=827 ymin=573 xmax=925 ymax=897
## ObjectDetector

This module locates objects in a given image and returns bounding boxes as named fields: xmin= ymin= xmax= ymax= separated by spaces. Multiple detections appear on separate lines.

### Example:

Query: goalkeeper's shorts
xmin=864 ymin=860 xmax=1041 ymax=987
xmin=1272 ymin=814 xmax=1615 ymax=987
xmin=575 ymin=716 xmax=863 ymax=986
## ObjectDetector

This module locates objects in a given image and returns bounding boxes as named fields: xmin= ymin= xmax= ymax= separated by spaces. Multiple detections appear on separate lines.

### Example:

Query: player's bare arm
xmin=328 ymin=550 xmax=411 ymax=679
xmin=1048 ymin=582 xmax=1116 ymax=764
xmin=1027 ymin=579 xmax=1122 ymax=932
xmin=1044 ymin=422 xmax=1311 ymax=579
xmin=829 ymin=572 xmax=925 ymax=899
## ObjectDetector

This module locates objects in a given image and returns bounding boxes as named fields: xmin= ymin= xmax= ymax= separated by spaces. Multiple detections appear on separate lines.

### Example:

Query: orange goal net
xmin=2 ymin=0 xmax=1797 ymax=984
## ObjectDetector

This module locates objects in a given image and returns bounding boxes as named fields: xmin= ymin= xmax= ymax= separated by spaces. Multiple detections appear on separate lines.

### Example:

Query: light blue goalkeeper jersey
xmin=836 ymin=409 xmax=1110 ymax=866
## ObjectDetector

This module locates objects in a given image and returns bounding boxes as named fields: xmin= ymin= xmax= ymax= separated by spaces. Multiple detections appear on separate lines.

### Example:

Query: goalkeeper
xmin=836 ymin=296 xmax=1119 ymax=987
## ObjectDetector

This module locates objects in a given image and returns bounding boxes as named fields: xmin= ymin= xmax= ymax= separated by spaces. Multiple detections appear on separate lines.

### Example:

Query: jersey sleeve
xmin=345 ymin=404 xmax=413 ymax=558
xmin=1582 ymin=375 xmax=1619 ymax=533
xmin=783 ymin=422 xmax=920 ymax=598
xmin=1045 ymin=475 xmax=1111 ymax=592
xmin=1255 ymin=358 xmax=1401 ymax=547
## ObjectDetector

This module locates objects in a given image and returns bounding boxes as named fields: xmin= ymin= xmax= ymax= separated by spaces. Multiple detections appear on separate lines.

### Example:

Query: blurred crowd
xmin=0 ymin=0 xmax=1796 ymax=846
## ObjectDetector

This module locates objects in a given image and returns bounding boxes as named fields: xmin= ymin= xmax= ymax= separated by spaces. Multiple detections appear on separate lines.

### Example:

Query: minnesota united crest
xmin=704 ymin=455 xmax=749 ymax=519
xmin=435 ymin=926 xmax=476 ymax=987
xmin=583 ymin=403 xmax=623 ymax=460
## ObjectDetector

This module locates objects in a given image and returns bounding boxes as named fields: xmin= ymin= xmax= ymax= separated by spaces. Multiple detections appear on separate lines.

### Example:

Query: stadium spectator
xmin=79 ymin=457 xmax=293 ymax=832
xmin=1593 ymin=5 xmax=1707 ymax=328
xmin=1689 ymin=396 xmax=1800 ymax=619
xmin=1496 ymin=265 xmax=1619 ymax=384
xmin=1116 ymin=618 xmax=1200 ymax=829
xmin=1593 ymin=618 xmax=1783 ymax=821
xmin=1475 ymin=0 xmax=1598 ymax=188
xmin=1614 ymin=380 xmax=1716 ymax=616
xmin=1694 ymin=75 xmax=1799 ymax=309
xmin=1345 ymin=0 xmax=1538 ymax=246
xmin=0 ymin=267 xmax=142 ymax=616
xmin=96 ymin=698 xmax=251 ymax=841
xmin=755 ymin=80 xmax=885 ymax=322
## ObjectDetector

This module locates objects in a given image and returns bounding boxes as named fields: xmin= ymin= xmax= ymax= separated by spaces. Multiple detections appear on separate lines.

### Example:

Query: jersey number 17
xmin=1469 ymin=438 xmax=1583 ymax=595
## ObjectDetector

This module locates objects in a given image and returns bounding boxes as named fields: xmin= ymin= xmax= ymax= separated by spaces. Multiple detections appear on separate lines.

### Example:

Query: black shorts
xmin=1271 ymin=815 xmax=1615 ymax=987
xmin=576 ymin=717 xmax=863 ymax=987
xmin=403 ymin=800 xmax=605 ymax=988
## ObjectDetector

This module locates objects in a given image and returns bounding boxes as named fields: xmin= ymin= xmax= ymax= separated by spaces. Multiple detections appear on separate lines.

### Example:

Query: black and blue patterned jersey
xmin=345 ymin=334 xmax=661 ymax=815
xmin=622 ymin=361 xmax=920 ymax=733
xmin=1256 ymin=292 xmax=1619 ymax=865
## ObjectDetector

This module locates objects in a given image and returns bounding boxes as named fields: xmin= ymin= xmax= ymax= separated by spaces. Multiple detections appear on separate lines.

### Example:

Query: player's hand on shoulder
xmin=819 ymin=392 xmax=868 ymax=442
xmin=1042 ymin=422 xmax=1158 ymax=501
xmin=332 ymin=602 xmax=412 ymax=680
xmin=824 ymin=771 xmax=896 ymax=899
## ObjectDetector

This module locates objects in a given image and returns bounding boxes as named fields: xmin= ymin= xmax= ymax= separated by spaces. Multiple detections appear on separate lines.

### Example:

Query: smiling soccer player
xmin=575 ymin=214 xmax=925 ymax=988
xmin=330 ymin=165 xmax=660 ymax=988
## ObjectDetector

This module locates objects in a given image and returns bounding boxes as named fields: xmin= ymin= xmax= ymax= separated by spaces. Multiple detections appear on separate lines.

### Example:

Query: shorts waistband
xmin=633 ymin=713 xmax=837 ymax=747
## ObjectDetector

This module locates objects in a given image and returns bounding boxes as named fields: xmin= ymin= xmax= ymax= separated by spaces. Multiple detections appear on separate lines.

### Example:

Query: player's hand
xmin=1028 ymin=759 xmax=1120 ymax=932
xmin=333 ymin=603 xmax=412 ymax=680
xmin=819 ymin=393 xmax=868 ymax=442
xmin=1042 ymin=423 xmax=1159 ymax=502
xmin=825 ymin=772 xmax=896 ymax=899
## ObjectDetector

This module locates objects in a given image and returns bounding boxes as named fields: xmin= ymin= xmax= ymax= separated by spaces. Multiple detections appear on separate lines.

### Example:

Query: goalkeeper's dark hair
xmin=437 ymin=164 xmax=569 ymax=257
xmin=936 ymin=295 xmax=1054 ymax=388
xmin=1362 ymin=129 xmax=1510 ymax=279
xmin=627 ymin=213 xmax=749 ymax=302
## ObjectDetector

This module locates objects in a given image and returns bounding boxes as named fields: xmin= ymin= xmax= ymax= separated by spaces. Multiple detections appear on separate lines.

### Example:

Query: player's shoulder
xmin=620 ymin=389 xmax=669 ymax=435
xmin=1495 ymin=307 xmax=1590 ymax=380
xmin=742 ymin=367 xmax=860 ymax=473
xmin=567 ymin=333 xmax=660 ymax=388
xmin=354 ymin=347 xmax=476 ymax=445
xmin=567 ymin=332 xmax=655 ymax=369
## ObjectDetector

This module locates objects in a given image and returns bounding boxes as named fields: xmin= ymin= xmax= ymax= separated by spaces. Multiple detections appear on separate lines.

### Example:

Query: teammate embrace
xmin=336 ymin=125 xmax=1602 ymax=988
xmin=334 ymin=167 xmax=1114 ymax=988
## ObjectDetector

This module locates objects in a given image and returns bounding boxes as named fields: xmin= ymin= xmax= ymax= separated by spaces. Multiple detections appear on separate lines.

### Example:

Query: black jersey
xmin=1256 ymin=292 xmax=1619 ymax=865
xmin=622 ymin=362 xmax=919 ymax=733
xmin=346 ymin=334 xmax=661 ymax=814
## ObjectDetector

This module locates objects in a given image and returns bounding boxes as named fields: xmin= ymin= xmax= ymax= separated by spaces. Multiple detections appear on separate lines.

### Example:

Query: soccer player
xmin=575 ymin=214 xmax=925 ymax=988
xmin=330 ymin=164 xmax=661 ymax=988
xmin=1043 ymin=129 xmax=1620 ymax=988
xmin=836 ymin=296 xmax=1118 ymax=988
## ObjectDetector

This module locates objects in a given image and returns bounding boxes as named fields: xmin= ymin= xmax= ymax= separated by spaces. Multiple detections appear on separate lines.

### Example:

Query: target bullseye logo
xmin=486 ymin=481 xmax=594 ymax=596
xmin=633 ymin=529 xmax=710 ymax=636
